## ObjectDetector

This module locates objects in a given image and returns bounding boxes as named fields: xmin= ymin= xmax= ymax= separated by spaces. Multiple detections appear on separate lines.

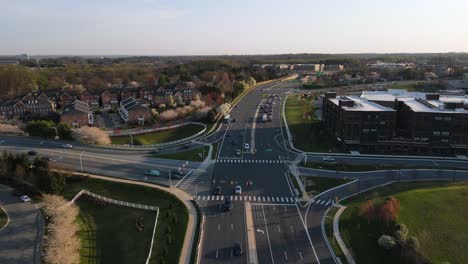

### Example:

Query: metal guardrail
xmin=72 ymin=189 xmax=159 ymax=211
xmin=106 ymin=122 xmax=207 ymax=149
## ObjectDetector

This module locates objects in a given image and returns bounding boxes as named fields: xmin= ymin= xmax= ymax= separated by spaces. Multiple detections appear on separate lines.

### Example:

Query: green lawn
xmin=76 ymin=200 xmax=156 ymax=264
xmin=211 ymin=142 xmax=219 ymax=160
xmin=284 ymin=95 xmax=338 ymax=152
xmin=62 ymin=176 xmax=188 ymax=264
xmin=339 ymin=181 xmax=468 ymax=264
xmin=301 ymin=176 xmax=351 ymax=194
xmin=110 ymin=124 xmax=204 ymax=145
xmin=153 ymin=145 xmax=210 ymax=162
xmin=0 ymin=207 xmax=7 ymax=229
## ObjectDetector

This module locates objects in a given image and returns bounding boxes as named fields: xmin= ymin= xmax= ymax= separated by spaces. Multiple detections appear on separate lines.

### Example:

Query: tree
xmin=379 ymin=197 xmax=400 ymax=225
xmin=0 ymin=65 xmax=36 ymax=100
xmin=167 ymin=95 xmax=175 ymax=107
xmin=57 ymin=123 xmax=72 ymax=140
xmin=42 ymin=194 xmax=80 ymax=264
xmin=158 ymin=74 xmax=169 ymax=86
xmin=25 ymin=120 xmax=56 ymax=138
xmin=359 ymin=200 xmax=376 ymax=224
xmin=176 ymin=95 xmax=184 ymax=106
xmin=72 ymin=127 xmax=111 ymax=145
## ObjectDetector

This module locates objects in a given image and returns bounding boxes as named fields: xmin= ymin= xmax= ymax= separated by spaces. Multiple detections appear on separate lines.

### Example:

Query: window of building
xmin=433 ymin=131 xmax=441 ymax=136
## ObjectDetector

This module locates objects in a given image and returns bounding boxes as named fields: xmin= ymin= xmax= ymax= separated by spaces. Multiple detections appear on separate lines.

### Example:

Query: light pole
xmin=53 ymin=127 xmax=59 ymax=139
xmin=80 ymin=151 xmax=85 ymax=172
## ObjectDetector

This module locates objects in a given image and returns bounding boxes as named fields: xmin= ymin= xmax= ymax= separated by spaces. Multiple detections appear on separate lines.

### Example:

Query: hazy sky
xmin=2 ymin=0 xmax=468 ymax=55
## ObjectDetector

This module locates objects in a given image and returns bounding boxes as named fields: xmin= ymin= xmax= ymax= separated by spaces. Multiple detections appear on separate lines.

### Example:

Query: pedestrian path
xmin=194 ymin=194 xmax=297 ymax=204
xmin=216 ymin=159 xmax=284 ymax=164
xmin=177 ymin=171 xmax=200 ymax=190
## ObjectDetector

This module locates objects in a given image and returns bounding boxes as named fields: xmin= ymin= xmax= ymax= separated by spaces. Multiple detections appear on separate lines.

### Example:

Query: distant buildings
xmin=368 ymin=62 xmax=415 ymax=71
xmin=60 ymin=100 xmax=94 ymax=127
xmin=322 ymin=90 xmax=468 ymax=155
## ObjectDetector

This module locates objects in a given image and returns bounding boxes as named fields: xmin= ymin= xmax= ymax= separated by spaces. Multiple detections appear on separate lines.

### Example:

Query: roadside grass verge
xmin=0 ymin=207 xmax=7 ymax=229
xmin=154 ymin=146 xmax=210 ymax=162
xmin=211 ymin=142 xmax=219 ymax=160
xmin=110 ymin=124 xmax=204 ymax=145
xmin=324 ymin=207 xmax=347 ymax=263
xmin=61 ymin=176 xmax=188 ymax=264
xmin=284 ymin=95 xmax=338 ymax=152
xmin=339 ymin=181 xmax=468 ymax=264
xmin=301 ymin=176 xmax=351 ymax=194
xmin=300 ymin=161 xmax=467 ymax=171
xmin=288 ymin=173 xmax=302 ymax=198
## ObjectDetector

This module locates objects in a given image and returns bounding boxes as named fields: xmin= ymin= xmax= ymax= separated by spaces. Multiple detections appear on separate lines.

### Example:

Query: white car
xmin=19 ymin=195 xmax=31 ymax=202
xmin=236 ymin=149 xmax=242 ymax=156
xmin=62 ymin=144 xmax=73 ymax=148
xmin=235 ymin=185 xmax=242 ymax=195
xmin=322 ymin=156 xmax=336 ymax=162
xmin=244 ymin=143 xmax=250 ymax=151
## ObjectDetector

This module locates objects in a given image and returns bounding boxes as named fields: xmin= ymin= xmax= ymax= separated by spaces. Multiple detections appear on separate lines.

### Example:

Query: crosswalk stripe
xmin=325 ymin=201 xmax=331 ymax=206
xmin=202 ymin=196 xmax=206 ymax=200
xmin=320 ymin=200 xmax=326 ymax=205
xmin=216 ymin=196 xmax=220 ymax=201
xmin=197 ymin=196 xmax=201 ymax=200
xmin=280 ymin=197 xmax=284 ymax=202
xmin=267 ymin=197 xmax=271 ymax=202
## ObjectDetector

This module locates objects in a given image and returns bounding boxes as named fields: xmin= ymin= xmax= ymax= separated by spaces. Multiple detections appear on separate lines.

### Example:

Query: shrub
xmin=25 ymin=120 xmax=56 ymax=138
xmin=72 ymin=126 xmax=111 ymax=145
xmin=394 ymin=224 xmax=409 ymax=242
xmin=57 ymin=122 xmax=72 ymax=140
xmin=378 ymin=235 xmax=397 ymax=250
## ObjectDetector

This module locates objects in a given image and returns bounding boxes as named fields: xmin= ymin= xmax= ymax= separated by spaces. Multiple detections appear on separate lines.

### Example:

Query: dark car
xmin=213 ymin=186 xmax=222 ymax=195
xmin=233 ymin=243 xmax=243 ymax=256
xmin=27 ymin=150 xmax=38 ymax=156
xmin=223 ymin=197 xmax=232 ymax=212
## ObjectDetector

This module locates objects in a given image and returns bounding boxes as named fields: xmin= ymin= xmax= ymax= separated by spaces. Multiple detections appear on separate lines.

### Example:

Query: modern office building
xmin=322 ymin=90 xmax=468 ymax=155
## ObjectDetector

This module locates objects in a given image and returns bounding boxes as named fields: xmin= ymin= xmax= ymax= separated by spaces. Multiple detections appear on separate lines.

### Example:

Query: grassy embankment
xmin=0 ymin=207 xmax=7 ymax=229
xmin=339 ymin=181 xmax=468 ymax=264
xmin=62 ymin=176 xmax=188 ymax=264
xmin=110 ymin=124 xmax=204 ymax=145
xmin=284 ymin=95 xmax=337 ymax=152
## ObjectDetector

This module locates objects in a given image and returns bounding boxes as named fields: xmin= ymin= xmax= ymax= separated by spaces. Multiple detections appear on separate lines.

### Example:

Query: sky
xmin=1 ymin=0 xmax=468 ymax=55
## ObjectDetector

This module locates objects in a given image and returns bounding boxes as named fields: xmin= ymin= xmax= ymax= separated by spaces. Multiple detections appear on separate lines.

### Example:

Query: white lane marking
xmin=218 ymin=224 xmax=220 ymax=231
xmin=284 ymin=251 xmax=288 ymax=261
xmin=261 ymin=205 xmax=275 ymax=264
xmin=231 ymin=223 xmax=233 ymax=231
xmin=291 ymin=225 xmax=294 ymax=232
xmin=216 ymin=249 xmax=219 ymax=259
xmin=277 ymin=225 xmax=281 ymax=233
xmin=299 ymin=251 xmax=303 ymax=260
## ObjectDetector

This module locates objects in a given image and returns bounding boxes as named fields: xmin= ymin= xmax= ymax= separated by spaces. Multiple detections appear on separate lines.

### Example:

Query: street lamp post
xmin=80 ymin=151 xmax=85 ymax=172
xmin=53 ymin=127 xmax=59 ymax=139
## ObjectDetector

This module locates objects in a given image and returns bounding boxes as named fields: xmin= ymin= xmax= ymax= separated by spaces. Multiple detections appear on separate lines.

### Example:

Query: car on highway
xmin=144 ymin=170 xmax=161 ymax=176
xmin=236 ymin=149 xmax=242 ymax=156
xmin=19 ymin=195 xmax=31 ymax=202
xmin=27 ymin=150 xmax=38 ymax=156
xmin=214 ymin=186 xmax=222 ymax=195
xmin=233 ymin=243 xmax=243 ymax=256
xmin=150 ymin=149 xmax=160 ymax=154
xmin=62 ymin=144 xmax=73 ymax=148
xmin=235 ymin=185 xmax=242 ymax=195
xmin=244 ymin=143 xmax=250 ymax=151
xmin=322 ymin=156 xmax=336 ymax=162
xmin=223 ymin=197 xmax=232 ymax=212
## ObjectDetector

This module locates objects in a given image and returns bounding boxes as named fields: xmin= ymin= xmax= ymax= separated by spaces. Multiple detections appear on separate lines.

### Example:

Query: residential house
xmin=79 ymin=90 xmax=100 ymax=108
xmin=120 ymin=86 xmax=140 ymax=101
xmin=0 ymin=92 xmax=56 ymax=119
xmin=118 ymin=97 xmax=152 ymax=125
xmin=60 ymin=100 xmax=94 ymax=127
xmin=101 ymin=88 xmax=119 ymax=108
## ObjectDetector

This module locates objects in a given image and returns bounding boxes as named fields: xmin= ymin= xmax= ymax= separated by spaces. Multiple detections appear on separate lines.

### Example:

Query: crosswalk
xmin=309 ymin=198 xmax=335 ymax=207
xmin=216 ymin=159 xmax=283 ymax=164
xmin=177 ymin=171 xmax=200 ymax=190
xmin=194 ymin=195 xmax=297 ymax=204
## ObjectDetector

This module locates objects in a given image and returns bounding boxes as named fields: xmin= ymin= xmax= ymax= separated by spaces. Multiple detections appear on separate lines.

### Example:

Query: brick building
xmin=101 ymin=88 xmax=119 ymax=108
xmin=79 ymin=90 xmax=100 ymax=108
xmin=0 ymin=92 xmax=56 ymax=119
xmin=118 ymin=97 xmax=152 ymax=125
xmin=60 ymin=100 xmax=94 ymax=127
xmin=322 ymin=90 xmax=468 ymax=155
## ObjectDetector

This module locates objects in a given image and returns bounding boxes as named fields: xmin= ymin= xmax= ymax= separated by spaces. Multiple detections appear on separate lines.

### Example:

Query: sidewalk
xmin=63 ymin=171 xmax=197 ymax=264
xmin=333 ymin=205 xmax=355 ymax=264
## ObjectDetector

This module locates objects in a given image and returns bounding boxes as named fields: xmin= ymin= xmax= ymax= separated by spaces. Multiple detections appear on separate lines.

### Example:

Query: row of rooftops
xmin=325 ymin=89 xmax=468 ymax=114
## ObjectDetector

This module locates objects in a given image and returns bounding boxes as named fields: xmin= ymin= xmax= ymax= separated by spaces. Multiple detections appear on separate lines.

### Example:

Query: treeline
xmin=0 ymin=152 xmax=68 ymax=196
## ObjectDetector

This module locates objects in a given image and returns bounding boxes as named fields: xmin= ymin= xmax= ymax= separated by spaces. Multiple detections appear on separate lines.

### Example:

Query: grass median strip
xmin=153 ymin=146 xmax=210 ymax=162
xmin=302 ymin=176 xmax=351 ymax=194
xmin=62 ymin=176 xmax=188 ymax=264
xmin=110 ymin=124 xmax=204 ymax=145
xmin=339 ymin=181 xmax=468 ymax=264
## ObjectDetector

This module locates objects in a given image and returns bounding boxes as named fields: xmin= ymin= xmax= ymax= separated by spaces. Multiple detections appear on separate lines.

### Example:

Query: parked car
xmin=144 ymin=170 xmax=161 ymax=176
xmin=19 ymin=195 xmax=31 ymax=203
xmin=322 ymin=156 xmax=336 ymax=162
xmin=62 ymin=144 xmax=73 ymax=148
xmin=27 ymin=150 xmax=37 ymax=156
xmin=233 ymin=243 xmax=243 ymax=256
xmin=235 ymin=185 xmax=242 ymax=195
xmin=223 ymin=197 xmax=232 ymax=212
xmin=214 ymin=186 xmax=222 ymax=195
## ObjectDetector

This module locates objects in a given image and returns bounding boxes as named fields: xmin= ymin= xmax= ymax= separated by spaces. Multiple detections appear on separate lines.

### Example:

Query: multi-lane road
xmin=1 ymin=80 xmax=467 ymax=264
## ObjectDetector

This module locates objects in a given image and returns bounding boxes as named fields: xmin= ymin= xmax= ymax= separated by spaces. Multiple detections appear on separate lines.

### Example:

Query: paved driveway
xmin=0 ymin=185 xmax=43 ymax=264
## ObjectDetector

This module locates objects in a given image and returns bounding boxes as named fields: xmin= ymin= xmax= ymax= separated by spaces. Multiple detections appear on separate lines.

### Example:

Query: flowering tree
xmin=72 ymin=127 xmax=111 ymax=145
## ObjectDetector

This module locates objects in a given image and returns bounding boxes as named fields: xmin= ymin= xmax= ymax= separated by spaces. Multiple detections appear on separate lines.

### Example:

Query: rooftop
xmin=329 ymin=95 xmax=395 ymax=112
